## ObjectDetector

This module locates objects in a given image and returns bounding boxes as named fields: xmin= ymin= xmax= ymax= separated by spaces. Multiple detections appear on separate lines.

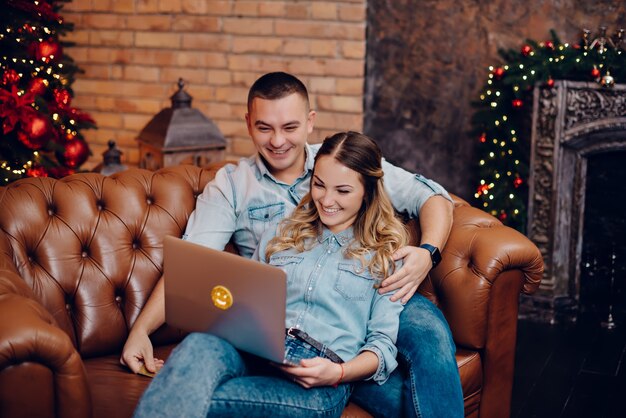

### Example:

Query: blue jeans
xmin=134 ymin=333 xmax=351 ymax=418
xmin=351 ymin=294 xmax=464 ymax=418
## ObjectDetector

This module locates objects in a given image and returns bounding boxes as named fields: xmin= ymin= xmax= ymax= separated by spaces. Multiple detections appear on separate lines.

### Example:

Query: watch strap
xmin=419 ymin=243 xmax=442 ymax=268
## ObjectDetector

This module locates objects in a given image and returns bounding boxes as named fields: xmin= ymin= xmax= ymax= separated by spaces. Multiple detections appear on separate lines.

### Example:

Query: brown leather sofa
xmin=0 ymin=165 xmax=543 ymax=418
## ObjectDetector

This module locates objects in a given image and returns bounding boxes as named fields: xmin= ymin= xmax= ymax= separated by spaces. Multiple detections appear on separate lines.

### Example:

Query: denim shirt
xmin=254 ymin=225 xmax=404 ymax=385
xmin=183 ymin=143 xmax=451 ymax=258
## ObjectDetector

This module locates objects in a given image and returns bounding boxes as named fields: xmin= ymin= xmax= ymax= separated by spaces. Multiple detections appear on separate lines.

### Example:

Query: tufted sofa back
xmin=1 ymin=163 xmax=543 ymax=364
xmin=0 ymin=165 xmax=219 ymax=358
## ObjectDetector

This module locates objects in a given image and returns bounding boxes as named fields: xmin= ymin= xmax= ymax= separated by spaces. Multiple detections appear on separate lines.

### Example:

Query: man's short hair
xmin=247 ymin=72 xmax=310 ymax=111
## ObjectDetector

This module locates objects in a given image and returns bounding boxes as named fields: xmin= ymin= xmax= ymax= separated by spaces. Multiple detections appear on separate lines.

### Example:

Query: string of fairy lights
xmin=472 ymin=28 xmax=625 ymax=232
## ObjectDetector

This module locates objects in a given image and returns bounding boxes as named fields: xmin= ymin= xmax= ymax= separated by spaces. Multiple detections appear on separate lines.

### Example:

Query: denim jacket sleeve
xmin=183 ymin=164 xmax=238 ymax=250
xmin=381 ymin=158 xmax=452 ymax=219
xmin=359 ymin=272 xmax=405 ymax=385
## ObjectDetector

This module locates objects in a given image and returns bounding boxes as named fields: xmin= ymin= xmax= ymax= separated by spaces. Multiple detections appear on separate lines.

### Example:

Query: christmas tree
xmin=472 ymin=29 xmax=625 ymax=232
xmin=0 ymin=0 xmax=95 ymax=185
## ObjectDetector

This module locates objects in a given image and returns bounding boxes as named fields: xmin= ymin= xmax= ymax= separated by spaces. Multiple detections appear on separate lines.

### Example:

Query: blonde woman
xmin=135 ymin=132 xmax=409 ymax=418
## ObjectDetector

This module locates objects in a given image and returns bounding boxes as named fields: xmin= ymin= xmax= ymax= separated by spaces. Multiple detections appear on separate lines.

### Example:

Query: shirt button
xmin=308 ymin=287 xmax=312 ymax=291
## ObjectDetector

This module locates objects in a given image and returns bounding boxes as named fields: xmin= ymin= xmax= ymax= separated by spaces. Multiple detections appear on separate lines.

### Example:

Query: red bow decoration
xmin=0 ymin=85 xmax=37 ymax=134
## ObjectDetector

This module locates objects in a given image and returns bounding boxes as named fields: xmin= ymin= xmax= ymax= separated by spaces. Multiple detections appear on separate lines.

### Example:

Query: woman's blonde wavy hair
xmin=265 ymin=131 xmax=409 ymax=279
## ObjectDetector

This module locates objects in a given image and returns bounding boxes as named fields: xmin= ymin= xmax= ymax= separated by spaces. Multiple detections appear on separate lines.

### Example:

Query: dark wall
xmin=364 ymin=0 xmax=625 ymax=199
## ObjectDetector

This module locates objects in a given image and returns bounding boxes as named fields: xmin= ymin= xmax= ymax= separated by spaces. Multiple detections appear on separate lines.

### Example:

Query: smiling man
xmin=121 ymin=72 xmax=463 ymax=417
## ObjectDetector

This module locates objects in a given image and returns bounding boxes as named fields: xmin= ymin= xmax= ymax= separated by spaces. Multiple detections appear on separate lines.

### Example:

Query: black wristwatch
xmin=419 ymin=244 xmax=442 ymax=269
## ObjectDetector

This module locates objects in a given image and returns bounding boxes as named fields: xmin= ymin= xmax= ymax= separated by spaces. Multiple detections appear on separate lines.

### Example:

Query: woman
xmin=134 ymin=132 xmax=409 ymax=418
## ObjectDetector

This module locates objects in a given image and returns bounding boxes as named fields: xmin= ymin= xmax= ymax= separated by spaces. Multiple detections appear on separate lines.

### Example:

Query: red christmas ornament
xmin=28 ymin=77 xmax=47 ymax=96
xmin=493 ymin=67 xmax=505 ymax=79
xmin=48 ymin=166 xmax=75 ymax=178
xmin=22 ymin=23 xmax=35 ymax=34
xmin=545 ymin=40 xmax=555 ymax=50
xmin=513 ymin=176 xmax=523 ymax=188
xmin=498 ymin=211 xmax=508 ymax=221
xmin=477 ymin=184 xmax=490 ymax=195
xmin=521 ymin=45 xmax=533 ymax=56
xmin=57 ymin=138 xmax=90 ymax=169
xmin=26 ymin=165 xmax=49 ymax=178
xmin=18 ymin=114 xmax=53 ymax=149
xmin=53 ymin=89 xmax=71 ymax=109
xmin=2 ymin=69 xmax=20 ymax=86
xmin=546 ymin=77 xmax=555 ymax=88
xmin=32 ymin=38 xmax=62 ymax=63
xmin=512 ymin=99 xmax=523 ymax=108
xmin=591 ymin=67 xmax=601 ymax=79
xmin=479 ymin=133 xmax=487 ymax=143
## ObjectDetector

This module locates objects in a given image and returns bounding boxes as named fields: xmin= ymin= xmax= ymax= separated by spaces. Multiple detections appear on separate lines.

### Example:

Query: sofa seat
xmin=83 ymin=344 xmax=483 ymax=418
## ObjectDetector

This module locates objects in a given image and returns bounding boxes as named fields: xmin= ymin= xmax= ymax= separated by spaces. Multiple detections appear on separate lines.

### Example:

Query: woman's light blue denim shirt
xmin=254 ymin=225 xmax=404 ymax=385
xmin=183 ymin=143 xmax=450 ymax=258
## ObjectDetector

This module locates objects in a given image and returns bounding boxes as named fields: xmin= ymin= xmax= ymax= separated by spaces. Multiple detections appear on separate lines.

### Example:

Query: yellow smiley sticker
xmin=211 ymin=285 xmax=233 ymax=310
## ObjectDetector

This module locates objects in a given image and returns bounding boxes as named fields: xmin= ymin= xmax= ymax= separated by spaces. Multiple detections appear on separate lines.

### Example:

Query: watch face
xmin=431 ymin=248 xmax=442 ymax=267
xmin=420 ymin=244 xmax=441 ymax=268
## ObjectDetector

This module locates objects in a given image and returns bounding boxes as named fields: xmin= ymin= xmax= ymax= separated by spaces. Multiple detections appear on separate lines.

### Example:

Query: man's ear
xmin=245 ymin=113 xmax=253 ymax=135
xmin=307 ymin=110 xmax=316 ymax=134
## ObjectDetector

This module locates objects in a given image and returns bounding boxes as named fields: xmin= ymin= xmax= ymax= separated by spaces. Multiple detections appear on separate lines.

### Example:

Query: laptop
xmin=163 ymin=236 xmax=287 ymax=363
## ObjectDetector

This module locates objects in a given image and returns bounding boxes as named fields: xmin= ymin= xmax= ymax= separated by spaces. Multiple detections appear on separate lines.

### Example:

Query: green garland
xmin=472 ymin=29 xmax=625 ymax=232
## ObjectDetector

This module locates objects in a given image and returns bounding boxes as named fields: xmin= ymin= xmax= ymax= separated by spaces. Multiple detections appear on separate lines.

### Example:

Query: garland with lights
xmin=0 ymin=0 xmax=96 ymax=185
xmin=472 ymin=29 xmax=625 ymax=232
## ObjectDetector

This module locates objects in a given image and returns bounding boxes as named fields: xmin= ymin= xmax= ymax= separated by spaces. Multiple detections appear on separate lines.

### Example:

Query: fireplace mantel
xmin=524 ymin=80 xmax=626 ymax=322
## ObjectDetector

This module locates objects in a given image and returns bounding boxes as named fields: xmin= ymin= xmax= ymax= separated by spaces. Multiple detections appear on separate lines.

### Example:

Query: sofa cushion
xmin=457 ymin=348 xmax=482 ymax=416
xmin=84 ymin=344 xmax=177 ymax=418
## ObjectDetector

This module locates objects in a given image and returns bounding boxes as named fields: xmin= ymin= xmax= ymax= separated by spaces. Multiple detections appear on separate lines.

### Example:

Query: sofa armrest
xmin=431 ymin=201 xmax=543 ymax=349
xmin=0 ymin=272 xmax=92 ymax=418
xmin=428 ymin=201 xmax=543 ymax=418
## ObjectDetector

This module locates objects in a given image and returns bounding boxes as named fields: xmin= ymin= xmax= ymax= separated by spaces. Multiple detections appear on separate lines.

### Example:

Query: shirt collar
xmin=319 ymin=226 xmax=354 ymax=246
xmin=254 ymin=143 xmax=315 ymax=184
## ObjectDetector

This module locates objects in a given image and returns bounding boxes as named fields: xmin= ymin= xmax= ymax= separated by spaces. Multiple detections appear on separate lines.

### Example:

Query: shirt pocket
xmin=270 ymin=254 xmax=304 ymax=285
xmin=247 ymin=202 xmax=285 ymax=237
xmin=334 ymin=263 xmax=379 ymax=301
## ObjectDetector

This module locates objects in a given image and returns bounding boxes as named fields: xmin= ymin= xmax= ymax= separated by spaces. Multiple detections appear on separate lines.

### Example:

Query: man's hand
xmin=120 ymin=329 xmax=163 ymax=374
xmin=276 ymin=357 xmax=342 ymax=388
xmin=378 ymin=245 xmax=431 ymax=303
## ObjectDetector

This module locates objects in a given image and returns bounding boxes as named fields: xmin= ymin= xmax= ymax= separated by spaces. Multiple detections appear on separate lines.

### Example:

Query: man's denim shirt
xmin=254 ymin=225 xmax=404 ymax=385
xmin=183 ymin=143 xmax=451 ymax=258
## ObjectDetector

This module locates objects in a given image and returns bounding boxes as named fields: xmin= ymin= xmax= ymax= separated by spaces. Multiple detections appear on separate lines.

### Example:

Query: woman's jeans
xmin=351 ymin=294 xmax=465 ymax=418
xmin=133 ymin=333 xmax=351 ymax=418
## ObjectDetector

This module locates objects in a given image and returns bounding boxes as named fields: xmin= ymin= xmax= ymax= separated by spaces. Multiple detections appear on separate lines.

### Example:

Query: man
xmin=122 ymin=72 xmax=463 ymax=417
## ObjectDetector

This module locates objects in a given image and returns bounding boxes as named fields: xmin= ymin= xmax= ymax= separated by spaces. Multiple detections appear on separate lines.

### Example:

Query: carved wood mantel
xmin=525 ymin=80 xmax=626 ymax=321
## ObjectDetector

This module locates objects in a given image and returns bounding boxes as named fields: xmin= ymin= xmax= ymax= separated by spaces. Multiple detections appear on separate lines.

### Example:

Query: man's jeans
xmin=351 ymin=294 xmax=465 ymax=418
xmin=134 ymin=333 xmax=351 ymax=418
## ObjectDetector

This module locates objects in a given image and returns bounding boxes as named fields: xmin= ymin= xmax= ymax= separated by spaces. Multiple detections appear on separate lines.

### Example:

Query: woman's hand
xmin=277 ymin=357 xmax=342 ymax=388
xmin=120 ymin=328 xmax=164 ymax=374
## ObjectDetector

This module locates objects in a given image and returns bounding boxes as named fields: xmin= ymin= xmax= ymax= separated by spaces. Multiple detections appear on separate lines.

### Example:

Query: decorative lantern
xmin=136 ymin=79 xmax=226 ymax=170
xmin=97 ymin=139 xmax=127 ymax=175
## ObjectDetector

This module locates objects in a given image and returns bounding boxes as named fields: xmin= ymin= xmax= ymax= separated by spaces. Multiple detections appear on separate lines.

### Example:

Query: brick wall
xmin=63 ymin=0 xmax=366 ymax=168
